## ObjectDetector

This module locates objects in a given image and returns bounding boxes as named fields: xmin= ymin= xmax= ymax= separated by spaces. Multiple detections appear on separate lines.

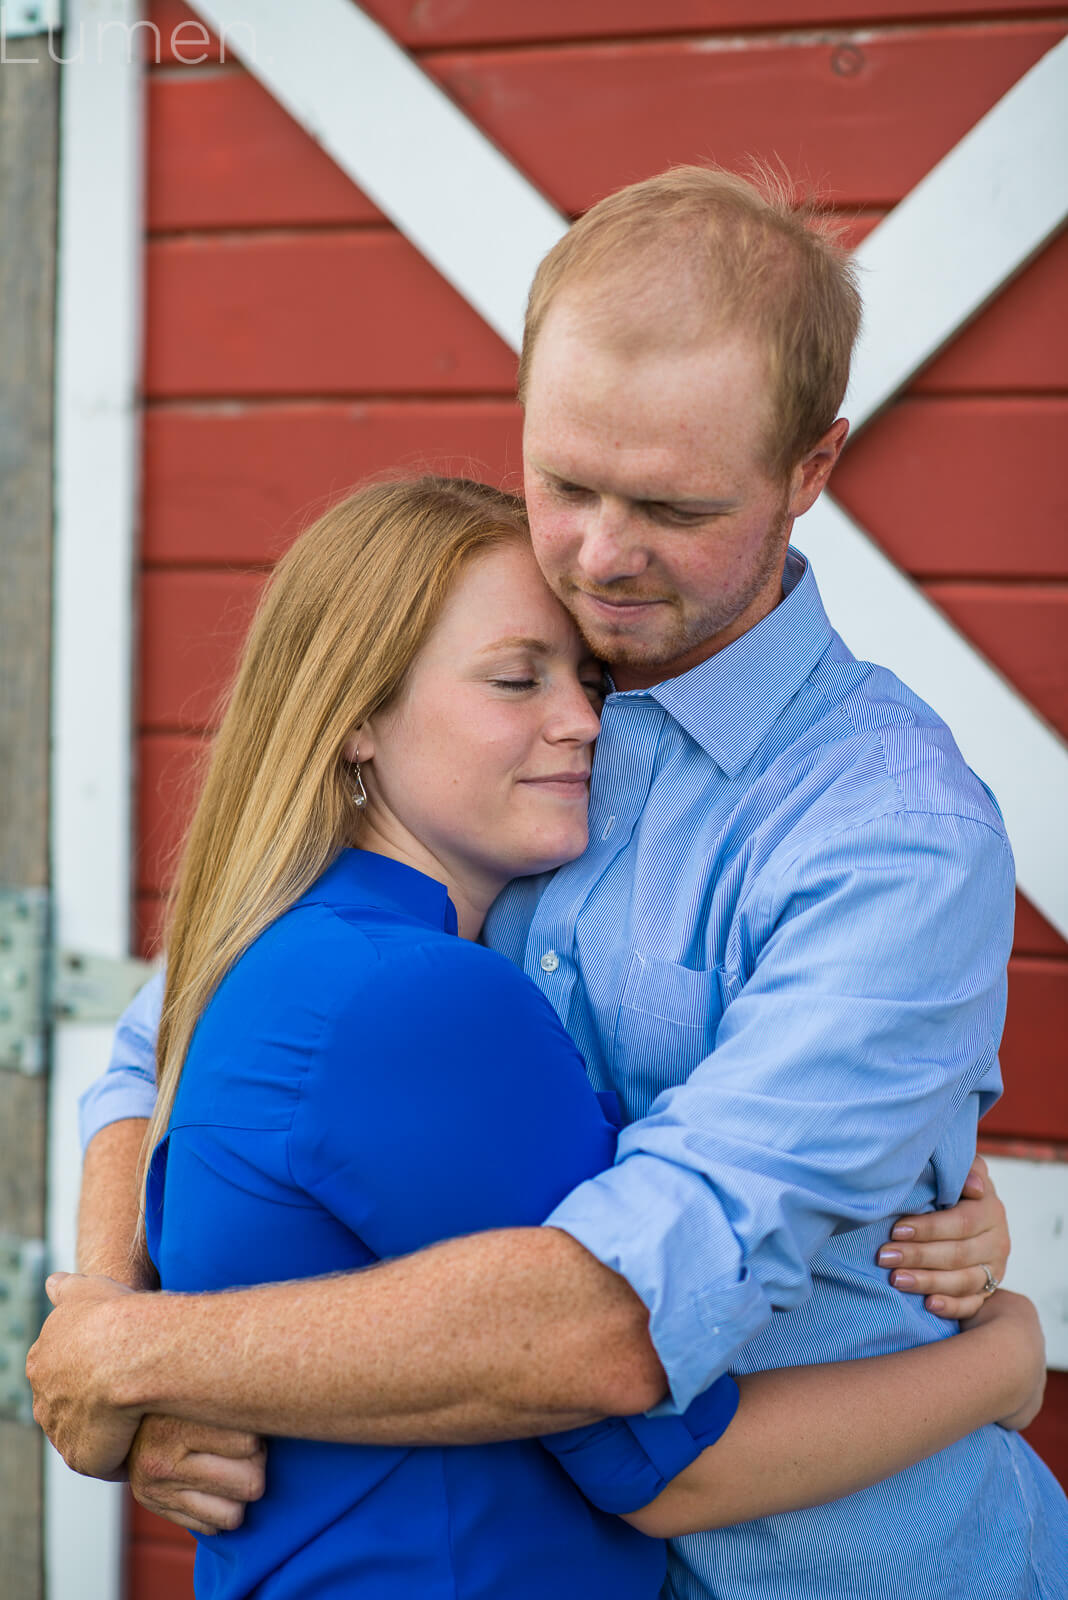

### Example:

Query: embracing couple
xmin=29 ymin=166 xmax=1067 ymax=1599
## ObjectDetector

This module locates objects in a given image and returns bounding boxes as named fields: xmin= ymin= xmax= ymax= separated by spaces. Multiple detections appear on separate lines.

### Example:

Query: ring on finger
xmin=980 ymin=1263 xmax=999 ymax=1298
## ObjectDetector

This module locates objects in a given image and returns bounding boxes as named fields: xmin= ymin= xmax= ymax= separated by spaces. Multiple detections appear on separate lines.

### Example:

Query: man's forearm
xmin=106 ymin=1226 xmax=665 ymax=1444
xmin=78 ymin=1120 xmax=155 ymax=1288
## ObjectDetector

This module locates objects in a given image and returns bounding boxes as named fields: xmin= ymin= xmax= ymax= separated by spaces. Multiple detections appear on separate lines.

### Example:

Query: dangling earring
xmin=351 ymin=750 xmax=367 ymax=810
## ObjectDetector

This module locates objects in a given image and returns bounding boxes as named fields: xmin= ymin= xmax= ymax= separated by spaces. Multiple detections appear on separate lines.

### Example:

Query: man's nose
xmin=575 ymin=500 xmax=648 ymax=585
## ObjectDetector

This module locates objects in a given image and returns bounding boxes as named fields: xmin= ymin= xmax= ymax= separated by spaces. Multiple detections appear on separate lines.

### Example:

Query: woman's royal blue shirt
xmin=146 ymin=850 xmax=737 ymax=1600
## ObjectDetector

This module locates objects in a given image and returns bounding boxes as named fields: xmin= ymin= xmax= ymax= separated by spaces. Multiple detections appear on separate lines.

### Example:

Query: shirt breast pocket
xmin=613 ymin=954 xmax=735 ymax=1112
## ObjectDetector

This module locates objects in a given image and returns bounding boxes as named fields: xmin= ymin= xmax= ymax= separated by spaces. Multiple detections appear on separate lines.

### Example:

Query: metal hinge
xmin=0 ymin=1 xmax=61 ymax=39
xmin=0 ymin=889 xmax=157 ymax=1073
xmin=0 ymin=1236 xmax=47 ymax=1424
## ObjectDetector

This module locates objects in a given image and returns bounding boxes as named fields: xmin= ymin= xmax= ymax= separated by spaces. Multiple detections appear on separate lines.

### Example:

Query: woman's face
xmin=353 ymin=539 xmax=604 ymax=914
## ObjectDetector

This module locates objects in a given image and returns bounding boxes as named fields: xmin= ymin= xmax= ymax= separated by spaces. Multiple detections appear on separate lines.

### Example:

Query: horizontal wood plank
xmin=140 ymin=569 xmax=264 ymax=729
xmin=145 ymin=232 xmax=518 ymax=397
xmin=985 ymin=958 xmax=1068 ymax=1142
xmin=128 ymin=1536 xmax=194 ymax=1600
xmin=831 ymin=397 xmax=1068 ymax=579
xmin=137 ymin=734 xmax=204 ymax=894
xmin=920 ymin=581 xmax=1068 ymax=739
xmin=142 ymin=26 xmax=1065 ymax=227
xmin=425 ymin=24 xmax=1064 ymax=214
xmin=368 ymin=1 xmax=1068 ymax=49
xmin=148 ymin=1 xmax=1068 ymax=59
xmin=142 ymin=401 xmax=524 ymax=564
xmin=136 ymin=561 xmax=1068 ymax=743
xmin=142 ymin=204 xmax=1066 ymax=409
xmin=1015 ymin=893 xmax=1068 ymax=959
xmin=909 ymin=225 xmax=1068 ymax=395
xmin=148 ymin=69 xmax=380 ymax=232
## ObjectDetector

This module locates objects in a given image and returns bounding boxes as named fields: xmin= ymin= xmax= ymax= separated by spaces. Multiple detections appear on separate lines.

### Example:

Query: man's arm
xmin=78 ymin=1119 xmax=153 ymax=1287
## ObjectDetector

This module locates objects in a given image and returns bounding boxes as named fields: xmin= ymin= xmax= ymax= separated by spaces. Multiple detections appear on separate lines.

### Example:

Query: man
xmin=31 ymin=167 xmax=1066 ymax=1597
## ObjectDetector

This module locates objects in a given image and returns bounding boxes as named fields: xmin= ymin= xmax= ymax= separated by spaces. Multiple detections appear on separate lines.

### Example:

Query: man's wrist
xmin=100 ymin=1287 xmax=170 ymax=1416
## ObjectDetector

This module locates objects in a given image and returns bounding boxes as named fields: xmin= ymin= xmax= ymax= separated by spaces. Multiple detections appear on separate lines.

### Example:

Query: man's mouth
xmin=576 ymin=591 xmax=667 ymax=618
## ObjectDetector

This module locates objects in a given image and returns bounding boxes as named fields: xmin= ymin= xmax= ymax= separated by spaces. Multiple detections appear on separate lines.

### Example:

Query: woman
xmin=143 ymin=477 xmax=1045 ymax=1599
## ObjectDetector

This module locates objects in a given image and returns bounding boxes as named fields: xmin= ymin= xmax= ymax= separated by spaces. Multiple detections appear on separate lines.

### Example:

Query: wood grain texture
xmin=920 ymin=582 xmax=1068 ymax=740
xmin=148 ymin=69 xmax=381 ymax=232
xmin=139 ymin=570 xmax=264 ymax=730
xmin=142 ymin=401 xmax=524 ymax=564
xmin=424 ymin=24 xmax=1065 ymax=214
xmin=136 ymin=734 xmax=205 ymax=895
xmin=986 ymin=958 xmax=1068 ymax=1142
xmin=0 ymin=38 xmax=59 ymax=1600
xmin=145 ymin=231 xmax=517 ymax=397
xmin=128 ymin=1529 xmax=195 ymax=1600
xmin=147 ymin=0 xmax=1068 ymax=57
xmin=1014 ymin=894 xmax=1068 ymax=959
xmin=1023 ymin=1369 xmax=1068 ymax=1491
xmin=909 ymin=225 xmax=1068 ymax=395
xmin=833 ymin=398 xmax=1068 ymax=580
xmin=141 ymin=24 xmax=1066 ymax=227
xmin=141 ymin=221 xmax=1065 ymax=402
xmin=365 ymin=0 xmax=1068 ymax=49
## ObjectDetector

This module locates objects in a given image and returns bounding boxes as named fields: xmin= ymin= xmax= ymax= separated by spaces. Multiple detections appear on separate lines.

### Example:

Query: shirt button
xmin=540 ymin=951 xmax=560 ymax=973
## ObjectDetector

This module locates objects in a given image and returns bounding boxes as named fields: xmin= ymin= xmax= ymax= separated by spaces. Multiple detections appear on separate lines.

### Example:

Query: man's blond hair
xmin=518 ymin=164 xmax=862 ymax=479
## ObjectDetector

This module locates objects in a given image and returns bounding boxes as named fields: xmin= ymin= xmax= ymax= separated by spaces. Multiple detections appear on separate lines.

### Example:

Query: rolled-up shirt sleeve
xmin=545 ymin=809 xmax=1013 ymax=1409
xmin=78 ymin=971 xmax=164 ymax=1150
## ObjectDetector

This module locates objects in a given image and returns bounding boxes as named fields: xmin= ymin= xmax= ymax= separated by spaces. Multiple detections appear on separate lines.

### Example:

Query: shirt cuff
xmin=545 ymin=1151 xmax=772 ymax=1410
xmin=78 ymin=1072 xmax=157 ymax=1151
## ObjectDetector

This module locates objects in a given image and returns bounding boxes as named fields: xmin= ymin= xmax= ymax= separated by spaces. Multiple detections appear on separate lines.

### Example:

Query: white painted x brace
xmin=42 ymin=10 xmax=1067 ymax=1594
xmin=187 ymin=1 xmax=1068 ymax=939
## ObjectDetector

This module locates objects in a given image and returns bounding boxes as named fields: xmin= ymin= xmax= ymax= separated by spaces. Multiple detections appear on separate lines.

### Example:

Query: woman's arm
xmin=624 ymin=1289 xmax=1045 ymax=1537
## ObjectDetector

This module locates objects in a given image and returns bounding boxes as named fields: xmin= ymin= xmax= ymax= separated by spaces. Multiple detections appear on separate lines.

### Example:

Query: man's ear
xmin=788 ymin=416 xmax=850 ymax=517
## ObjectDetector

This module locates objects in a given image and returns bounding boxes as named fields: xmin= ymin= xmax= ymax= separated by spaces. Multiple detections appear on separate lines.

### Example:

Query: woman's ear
xmin=342 ymin=724 xmax=375 ymax=763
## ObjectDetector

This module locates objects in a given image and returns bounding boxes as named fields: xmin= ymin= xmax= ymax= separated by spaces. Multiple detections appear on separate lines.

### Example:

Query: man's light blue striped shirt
xmin=81 ymin=551 xmax=1067 ymax=1598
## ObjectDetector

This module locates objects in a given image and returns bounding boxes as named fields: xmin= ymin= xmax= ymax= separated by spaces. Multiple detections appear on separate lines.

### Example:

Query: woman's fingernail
xmin=927 ymin=1297 xmax=946 ymax=1313
xmin=891 ymin=1272 xmax=916 ymax=1289
xmin=878 ymin=1249 xmax=903 ymax=1266
xmin=891 ymin=1224 xmax=915 ymax=1240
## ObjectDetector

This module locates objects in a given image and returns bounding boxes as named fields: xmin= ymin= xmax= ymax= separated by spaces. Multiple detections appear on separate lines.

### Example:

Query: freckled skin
xmin=522 ymin=296 xmax=849 ymax=691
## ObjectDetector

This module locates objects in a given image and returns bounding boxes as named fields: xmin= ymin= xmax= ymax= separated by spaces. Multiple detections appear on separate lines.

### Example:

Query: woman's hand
xmin=128 ymin=1414 xmax=267 ymax=1536
xmin=960 ymin=1289 xmax=1047 ymax=1432
xmin=878 ymin=1156 xmax=1010 ymax=1319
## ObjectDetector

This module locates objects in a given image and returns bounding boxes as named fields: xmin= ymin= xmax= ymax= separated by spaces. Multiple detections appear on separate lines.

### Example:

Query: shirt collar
xmin=294 ymin=848 xmax=458 ymax=934
xmin=625 ymin=549 xmax=835 ymax=777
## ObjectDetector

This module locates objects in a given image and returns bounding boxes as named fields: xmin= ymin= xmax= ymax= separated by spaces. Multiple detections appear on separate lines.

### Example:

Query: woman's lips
xmin=520 ymin=773 xmax=591 ymax=798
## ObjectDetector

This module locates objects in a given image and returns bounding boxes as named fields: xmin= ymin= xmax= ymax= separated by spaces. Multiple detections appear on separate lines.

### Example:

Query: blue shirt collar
xmin=614 ymin=549 xmax=835 ymax=778
xmin=295 ymin=848 xmax=459 ymax=935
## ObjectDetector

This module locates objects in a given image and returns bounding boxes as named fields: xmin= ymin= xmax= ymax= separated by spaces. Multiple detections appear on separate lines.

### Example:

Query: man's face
xmin=522 ymin=299 xmax=844 ymax=690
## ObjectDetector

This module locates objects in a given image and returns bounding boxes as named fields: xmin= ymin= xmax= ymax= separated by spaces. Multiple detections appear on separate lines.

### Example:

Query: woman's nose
xmin=547 ymin=681 xmax=602 ymax=746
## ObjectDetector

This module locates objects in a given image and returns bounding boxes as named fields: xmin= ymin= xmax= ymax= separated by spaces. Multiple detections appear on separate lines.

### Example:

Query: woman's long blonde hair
xmin=140 ymin=476 xmax=529 ymax=1228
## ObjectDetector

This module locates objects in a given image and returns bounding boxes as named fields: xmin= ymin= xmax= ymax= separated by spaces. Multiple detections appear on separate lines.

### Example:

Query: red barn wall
xmin=129 ymin=2 xmax=1068 ymax=1590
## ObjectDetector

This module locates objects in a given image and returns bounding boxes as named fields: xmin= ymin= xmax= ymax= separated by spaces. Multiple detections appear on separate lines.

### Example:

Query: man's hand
xmin=879 ymin=1156 xmax=1011 ymax=1320
xmin=27 ymin=1272 xmax=146 ymax=1479
xmin=128 ymin=1415 xmax=267 ymax=1536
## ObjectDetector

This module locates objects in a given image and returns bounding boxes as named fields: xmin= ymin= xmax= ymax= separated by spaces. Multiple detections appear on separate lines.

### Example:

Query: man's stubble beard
xmin=557 ymin=498 xmax=792 ymax=677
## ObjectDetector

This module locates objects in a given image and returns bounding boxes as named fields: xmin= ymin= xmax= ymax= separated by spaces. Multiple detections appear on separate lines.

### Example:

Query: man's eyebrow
xmin=533 ymin=462 xmax=738 ymax=512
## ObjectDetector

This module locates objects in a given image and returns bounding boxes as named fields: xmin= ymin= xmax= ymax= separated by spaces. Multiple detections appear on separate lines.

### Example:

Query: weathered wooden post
xmin=0 ymin=23 xmax=60 ymax=1600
